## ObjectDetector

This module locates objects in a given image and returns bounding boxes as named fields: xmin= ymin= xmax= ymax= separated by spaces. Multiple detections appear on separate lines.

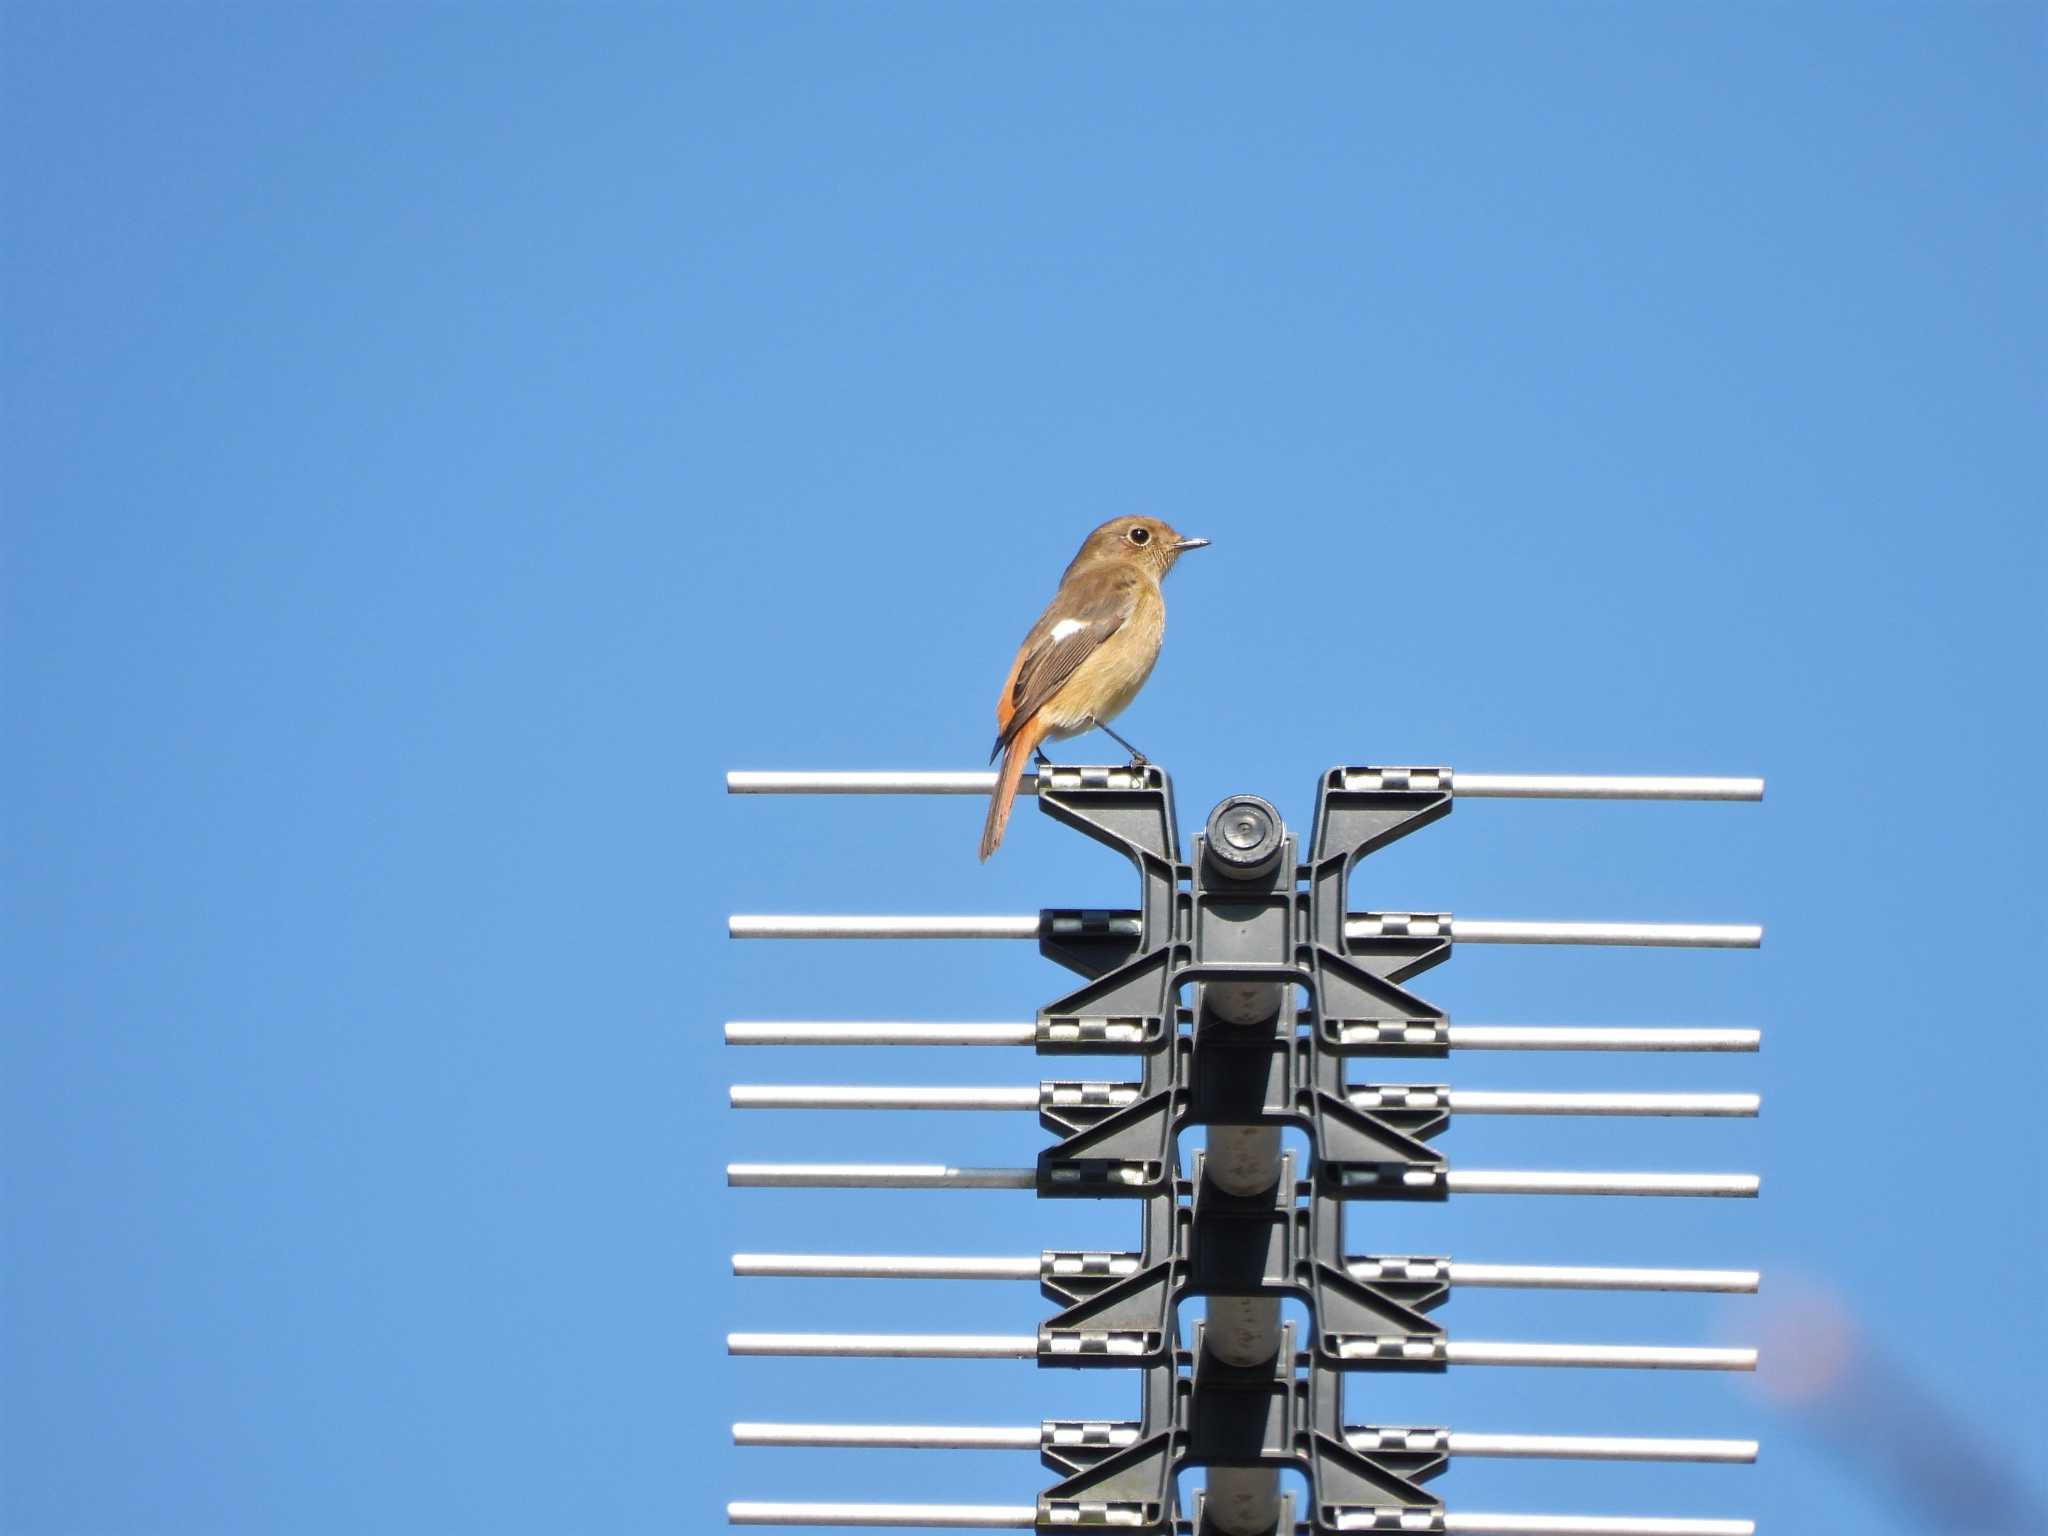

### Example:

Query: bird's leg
xmin=1033 ymin=747 xmax=1058 ymax=768
xmin=1091 ymin=720 xmax=1149 ymax=769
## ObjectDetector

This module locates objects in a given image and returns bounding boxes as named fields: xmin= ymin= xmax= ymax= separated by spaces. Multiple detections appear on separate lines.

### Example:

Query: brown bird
xmin=980 ymin=516 xmax=1208 ymax=859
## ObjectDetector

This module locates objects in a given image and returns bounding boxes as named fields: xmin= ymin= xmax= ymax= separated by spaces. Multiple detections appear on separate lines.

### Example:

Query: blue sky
xmin=4 ymin=4 xmax=2042 ymax=1533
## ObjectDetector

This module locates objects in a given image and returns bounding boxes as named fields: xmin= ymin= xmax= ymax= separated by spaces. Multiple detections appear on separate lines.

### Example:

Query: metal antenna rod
xmin=731 ymin=1253 xmax=1761 ymax=1293
xmin=726 ymin=769 xmax=1766 ymax=801
xmin=731 ymin=1423 xmax=1759 ymax=1464
xmin=729 ymin=1021 xmax=1040 ymax=1046
xmin=737 ymin=1422 xmax=1053 ymax=1449
xmin=728 ymin=1085 xmax=1761 ymax=1117
xmin=1439 ymin=1342 xmax=1756 ymax=1370
xmin=1361 ymin=1431 xmax=1758 ymax=1464
xmin=1448 ymin=1025 xmax=1760 ymax=1051
xmin=729 ymin=1503 xmax=1037 ymax=1529
xmin=728 ymin=1163 xmax=1760 ymax=1197
xmin=729 ymin=1332 xmax=1039 ymax=1359
xmin=728 ymin=914 xmax=1764 ymax=947
xmin=728 ymin=1163 xmax=1038 ymax=1189
xmin=1393 ymin=919 xmax=1763 ymax=948
xmin=725 ymin=1020 xmax=1762 ymax=1051
xmin=1355 ymin=1259 xmax=1761 ymax=1293
xmin=731 ymin=915 xmax=1046 ymax=940
xmin=726 ymin=1333 xmax=1756 ymax=1370
xmin=735 ymin=1253 xmax=1043 ymax=1280
xmin=727 ymin=1502 xmax=1756 ymax=1534
xmin=1432 ymin=1171 xmax=1759 ymax=1197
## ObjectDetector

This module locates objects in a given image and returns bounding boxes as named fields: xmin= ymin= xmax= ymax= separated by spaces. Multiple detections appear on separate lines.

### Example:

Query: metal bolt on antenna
xmin=1205 ymin=793 xmax=1285 ymax=880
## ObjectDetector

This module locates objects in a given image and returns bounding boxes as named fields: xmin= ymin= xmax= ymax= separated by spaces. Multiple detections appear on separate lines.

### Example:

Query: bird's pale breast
xmin=1039 ymin=585 xmax=1165 ymax=738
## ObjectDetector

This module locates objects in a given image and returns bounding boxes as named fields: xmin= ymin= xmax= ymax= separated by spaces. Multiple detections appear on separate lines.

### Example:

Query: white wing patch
xmin=1048 ymin=618 xmax=1088 ymax=641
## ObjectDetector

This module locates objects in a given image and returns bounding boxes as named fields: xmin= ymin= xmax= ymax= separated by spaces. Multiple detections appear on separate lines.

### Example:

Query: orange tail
xmin=980 ymin=717 xmax=1047 ymax=861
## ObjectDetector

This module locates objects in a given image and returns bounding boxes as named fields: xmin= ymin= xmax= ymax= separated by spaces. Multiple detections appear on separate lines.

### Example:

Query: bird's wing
xmin=992 ymin=569 xmax=1137 ymax=758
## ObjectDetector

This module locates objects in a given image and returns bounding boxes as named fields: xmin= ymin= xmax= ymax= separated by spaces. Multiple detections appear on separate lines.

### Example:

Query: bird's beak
xmin=1175 ymin=536 xmax=1210 ymax=551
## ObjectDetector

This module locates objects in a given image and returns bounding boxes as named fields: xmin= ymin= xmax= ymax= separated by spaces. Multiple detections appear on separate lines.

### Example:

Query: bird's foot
xmin=1089 ymin=719 xmax=1149 ymax=771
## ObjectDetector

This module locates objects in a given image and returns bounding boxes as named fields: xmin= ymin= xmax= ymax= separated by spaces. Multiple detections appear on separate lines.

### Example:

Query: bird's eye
xmin=1127 ymin=526 xmax=1151 ymax=546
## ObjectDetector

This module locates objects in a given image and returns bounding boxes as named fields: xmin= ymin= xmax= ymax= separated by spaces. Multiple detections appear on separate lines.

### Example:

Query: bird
xmin=979 ymin=516 xmax=1208 ymax=860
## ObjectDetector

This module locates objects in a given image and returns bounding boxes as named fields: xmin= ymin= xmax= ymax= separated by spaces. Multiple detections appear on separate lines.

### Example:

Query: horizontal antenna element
xmin=729 ymin=914 xmax=1763 ymax=947
xmin=734 ymin=1252 xmax=1043 ymax=1280
xmin=732 ymin=1253 xmax=1759 ymax=1292
xmin=729 ymin=1084 xmax=1759 ymax=1117
xmin=732 ymin=1423 xmax=1757 ymax=1463
xmin=1349 ymin=916 xmax=1763 ymax=948
xmin=730 ymin=914 xmax=1045 ymax=939
xmin=727 ymin=1333 xmax=1755 ymax=1370
xmin=728 ymin=1505 xmax=1755 ymax=1535
xmin=728 ymin=1163 xmax=1037 ymax=1189
xmin=727 ymin=769 xmax=1765 ymax=801
xmin=1442 ymin=1171 xmax=1758 ymax=1197
xmin=728 ymin=1332 xmax=1037 ymax=1359
xmin=1358 ymin=1259 xmax=1760 ymax=1293
xmin=735 ymin=1422 xmax=1050 ymax=1449
xmin=728 ymin=1502 xmax=1036 ymax=1528
xmin=728 ymin=1163 xmax=1759 ymax=1196
xmin=725 ymin=1020 xmax=1762 ymax=1051
xmin=727 ymin=1021 xmax=1040 ymax=1046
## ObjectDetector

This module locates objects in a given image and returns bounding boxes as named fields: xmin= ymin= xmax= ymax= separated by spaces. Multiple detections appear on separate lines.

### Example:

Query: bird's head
xmin=1065 ymin=516 xmax=1210 ymax=581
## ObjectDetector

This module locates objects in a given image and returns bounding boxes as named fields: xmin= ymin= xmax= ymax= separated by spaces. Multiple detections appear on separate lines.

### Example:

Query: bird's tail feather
xmin=979 ymin=719 xmax=1044 ymax=861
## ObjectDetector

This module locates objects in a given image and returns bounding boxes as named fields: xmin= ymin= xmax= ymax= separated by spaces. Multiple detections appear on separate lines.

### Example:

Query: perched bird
xmin=980 ymin=516 xmax=1208 ymax=859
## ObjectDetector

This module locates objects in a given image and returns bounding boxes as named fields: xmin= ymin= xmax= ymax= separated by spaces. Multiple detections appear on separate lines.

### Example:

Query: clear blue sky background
xmin=5 ymin=4 xmax=2042 ymax=1534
